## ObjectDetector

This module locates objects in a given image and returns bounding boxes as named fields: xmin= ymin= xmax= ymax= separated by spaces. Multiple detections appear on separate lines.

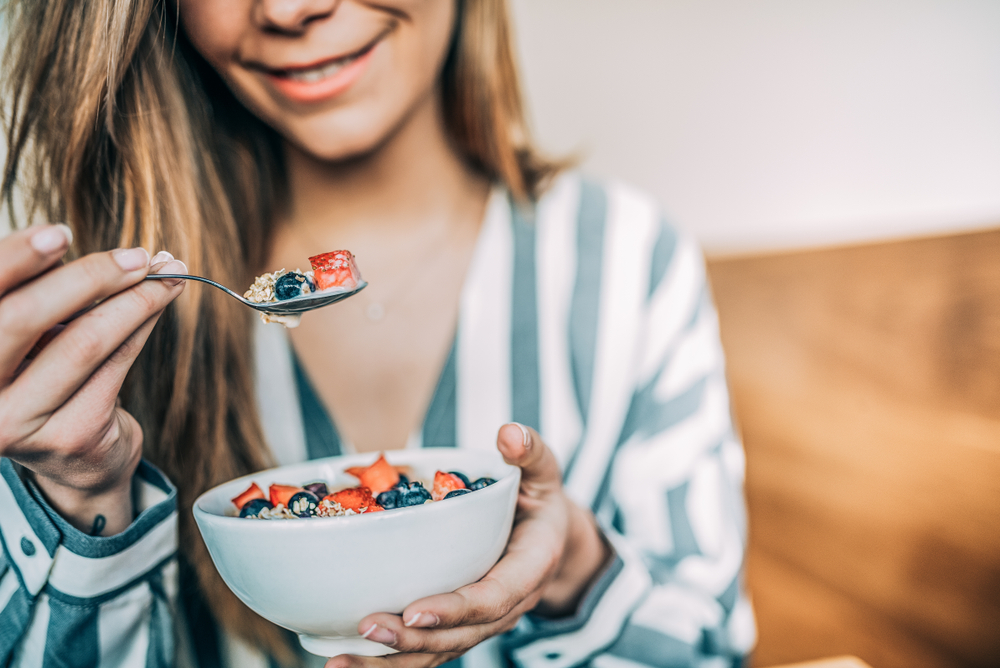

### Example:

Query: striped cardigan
xmin=0 ymin=173 xmax=755 ymax=667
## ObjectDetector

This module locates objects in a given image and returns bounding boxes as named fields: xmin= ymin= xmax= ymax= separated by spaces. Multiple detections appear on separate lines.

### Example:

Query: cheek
xmin=177 ymin=0 xmax=245 ymax=70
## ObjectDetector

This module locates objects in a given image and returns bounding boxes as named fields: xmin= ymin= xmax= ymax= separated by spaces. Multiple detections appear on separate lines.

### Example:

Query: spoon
xmin=145 ymin=274 xmax=367 ymax=316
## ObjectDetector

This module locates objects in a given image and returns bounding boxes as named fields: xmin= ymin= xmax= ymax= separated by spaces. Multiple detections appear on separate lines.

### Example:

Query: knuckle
xmin=107 ymin=335 xmax=140 ymax=366
xmin=400 ymin=633 xmax=432 ymax=654
xmin=80 ymin=254 xmax=114 ymax=287
xmin=128 ymin=283 xmax=163 ymax=314
xmin=64 ymin=327 xmax=107 ymax=367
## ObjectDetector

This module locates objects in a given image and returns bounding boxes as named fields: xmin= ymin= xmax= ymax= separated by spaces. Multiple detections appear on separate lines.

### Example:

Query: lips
xmin=260 ymin=32 xmax=385 ymax=105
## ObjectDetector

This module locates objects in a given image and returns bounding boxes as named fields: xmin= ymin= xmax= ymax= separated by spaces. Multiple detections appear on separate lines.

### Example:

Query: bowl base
xmin=298 ymin=634 xmax=398 ymax=657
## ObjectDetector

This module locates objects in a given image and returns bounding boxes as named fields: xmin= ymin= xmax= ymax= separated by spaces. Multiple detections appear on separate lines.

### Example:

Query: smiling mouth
xmin=266 ymin=28 xmax=389 ymax=84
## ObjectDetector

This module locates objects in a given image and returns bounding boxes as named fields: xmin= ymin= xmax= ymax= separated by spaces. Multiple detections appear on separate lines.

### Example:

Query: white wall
xmin=509 ymin=0 xmax=1000 ymax=255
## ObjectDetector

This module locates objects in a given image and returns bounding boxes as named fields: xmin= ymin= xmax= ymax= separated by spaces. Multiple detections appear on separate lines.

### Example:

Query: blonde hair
xmin=2 ymin=0 xmax=559 ymax=662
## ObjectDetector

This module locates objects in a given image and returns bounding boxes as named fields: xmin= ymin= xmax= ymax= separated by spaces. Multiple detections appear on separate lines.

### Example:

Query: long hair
xmin=2 ymin=0 xmax=559 ymax=662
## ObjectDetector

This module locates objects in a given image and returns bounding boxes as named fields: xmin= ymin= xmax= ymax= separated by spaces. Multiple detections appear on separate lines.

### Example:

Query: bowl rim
xmin=193 ymin=448 xmax=520 ymax=526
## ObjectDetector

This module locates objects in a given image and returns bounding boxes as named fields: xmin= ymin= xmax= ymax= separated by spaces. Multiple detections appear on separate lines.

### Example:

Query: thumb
xmin=496 ymin=423 xmax=564 ymax=493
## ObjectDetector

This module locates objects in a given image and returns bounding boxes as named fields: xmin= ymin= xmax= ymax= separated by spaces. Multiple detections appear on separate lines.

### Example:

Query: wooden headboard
xmin=706 ymin=229 xmax=1000 ymax=668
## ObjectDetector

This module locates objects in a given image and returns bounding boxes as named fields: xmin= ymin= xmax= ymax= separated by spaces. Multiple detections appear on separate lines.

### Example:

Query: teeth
xmin=285 ymin=56 xmax=356 ymax=83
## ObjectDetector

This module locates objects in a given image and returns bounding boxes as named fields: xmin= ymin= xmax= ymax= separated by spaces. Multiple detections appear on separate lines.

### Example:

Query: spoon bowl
xmin=145 ymin=274 xmax=367 ymax=315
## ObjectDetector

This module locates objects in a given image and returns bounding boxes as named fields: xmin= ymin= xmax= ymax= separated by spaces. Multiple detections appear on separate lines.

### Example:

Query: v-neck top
xmin=290 ymin=184 xmax=533 ymax=460
xmin=291 ymin=336 xmax=459 ymax=458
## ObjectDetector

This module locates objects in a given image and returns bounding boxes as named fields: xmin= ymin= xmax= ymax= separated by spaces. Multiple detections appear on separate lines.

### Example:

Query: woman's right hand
xmin=0 ymin=224 xmax=186 ymax=536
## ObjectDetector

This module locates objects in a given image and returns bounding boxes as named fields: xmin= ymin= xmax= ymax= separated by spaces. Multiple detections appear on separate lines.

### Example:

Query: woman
xmin=0 ymin=1 xmax=754 ymax=666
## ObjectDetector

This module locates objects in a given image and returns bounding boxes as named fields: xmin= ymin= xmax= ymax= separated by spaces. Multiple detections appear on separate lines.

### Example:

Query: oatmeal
xmin=230 ymin=453 xmax=496 ymax=519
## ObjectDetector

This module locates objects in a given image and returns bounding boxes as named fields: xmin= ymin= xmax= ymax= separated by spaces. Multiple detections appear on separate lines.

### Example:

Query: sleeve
xmin=0 ymin=458 xmax=179 ymax=668
xmin=502 ymin=226 xmax=756 ymax=668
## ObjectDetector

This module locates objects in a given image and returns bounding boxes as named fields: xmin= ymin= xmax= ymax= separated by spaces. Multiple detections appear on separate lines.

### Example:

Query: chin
xmin=290 ymin=126 xmax=385 ymax=163
xmin=277 ymin=97 xmax=416 ymax=164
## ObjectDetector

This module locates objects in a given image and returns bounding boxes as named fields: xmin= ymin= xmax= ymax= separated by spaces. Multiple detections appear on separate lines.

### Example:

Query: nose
xmin=253 ymin=0 xmax=339 ymax=34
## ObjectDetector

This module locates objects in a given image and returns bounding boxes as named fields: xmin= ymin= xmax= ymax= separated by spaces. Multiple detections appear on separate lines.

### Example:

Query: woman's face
xmin=179 ymin=0 xmax=456 ymax=160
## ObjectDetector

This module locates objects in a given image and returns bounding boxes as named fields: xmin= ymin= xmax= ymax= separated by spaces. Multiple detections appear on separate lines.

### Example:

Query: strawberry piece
xmin=269 ymin=484 xmax=304 ymax=508
xmin=344 ymin=466 xmax=367 ymax=479
xmin=344 ymin=454 xmax=400 ymax=496
xmin=325 ymin=487 xmax=384 ymax=513
xmin=432 ymin=471 xmax=466 ymax=501
xmin=231 ymin=482 xmax=265 ymax=510
xmin=309 ymin=250 xmax=360 ymax=291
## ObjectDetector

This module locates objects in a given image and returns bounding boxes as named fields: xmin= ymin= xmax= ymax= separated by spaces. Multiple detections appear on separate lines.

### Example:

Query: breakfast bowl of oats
xmin=192 ymin=448 xmax=519 ymax=658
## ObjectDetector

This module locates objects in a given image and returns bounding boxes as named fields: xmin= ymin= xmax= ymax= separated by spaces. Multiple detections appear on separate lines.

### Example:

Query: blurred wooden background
xmin=707 ymin=229 xmax=1000 ymax=668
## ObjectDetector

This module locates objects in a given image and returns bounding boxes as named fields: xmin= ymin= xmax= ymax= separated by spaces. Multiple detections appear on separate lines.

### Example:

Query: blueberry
xmin=444 ymin=489 xmax=471 ymax=500
xmin=396 ymin=474 xmax=410 ymax=487
xmin=275 ymin=272 xmax=313 ymax=300
xmin=303 ymin=482 xmax=329 ymax=498
xmin=239 ymin=498 xmax=273 ymax=518
xmin=377 ymin=489 xmax=401 ymax=510
xmin=287 ymin=491 xmax=319 ymax=517
xmin=399 ymin=482 xmax=432 ymax=507
xmin=448 ymin=471 xmax=471 ymax=487
xmin=469 ymin=477 xmax=496 ymax=491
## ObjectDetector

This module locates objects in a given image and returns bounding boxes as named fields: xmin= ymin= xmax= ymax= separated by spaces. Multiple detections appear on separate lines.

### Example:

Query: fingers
xmin=0 ymin=246 xmax=155 ymax=380
xmin=357 ymin=513 xmax=566 ymax=657
xmin=6 ymin=259 xmax=185 ymax=421
xmin=496 ymin=423 xmax=563 ymax=494
xmin=394 ymin=511 xmax=563 ymax=627
xmin=325 ymin=651 xmax=461 ymax=668
xmin=354 ymin=591 xmax=536 ymax=657
xmin=0 ymin=224 xmax=73 ymax=295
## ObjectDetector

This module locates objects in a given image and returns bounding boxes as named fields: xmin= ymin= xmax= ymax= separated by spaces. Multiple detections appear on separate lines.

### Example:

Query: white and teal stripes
xmin=0 ymin=459 xmax=178 ymax=668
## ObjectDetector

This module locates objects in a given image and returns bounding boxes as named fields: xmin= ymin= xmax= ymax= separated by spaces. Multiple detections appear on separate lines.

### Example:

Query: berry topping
xmin=269 ymin=484 xmax=304 ymax=508
xmin=468 ymin=477 xmax=496 ymax=491
xmin=287 ymin=491 xmax=320 ymax=517
xmin=274 ymin=272 xmax=315 ymax=300
xmin=303 ymin=482 xmax=329 ymax=498
xmin=308 ymin=250 xmax=361 ymax=292
xmin=399 ymin=482 xmax=433 ymax=507
xmin=376 ymin=489 xmax=401 ymax=510
xmin=325 ymin=487 xmax=384 ymax=513
xmin=231 ymin=482 xmax=266 ymax=510
xmin=344 ymin=454 xmax=400 ymax=495
xmin=239 ymin=498 xmax=274 ymax=518
xmin=449 ymin=471 xmax=471 ymax=487
xmin=432 ymin=471 xmax=467 ymax=501
xmin=444 ymin=489 xmax=471 ymax=500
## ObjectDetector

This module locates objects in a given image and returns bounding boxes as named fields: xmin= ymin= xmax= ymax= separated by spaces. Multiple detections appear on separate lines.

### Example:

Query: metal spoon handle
xmin=144 ymin=273 xmax=249 ymax=303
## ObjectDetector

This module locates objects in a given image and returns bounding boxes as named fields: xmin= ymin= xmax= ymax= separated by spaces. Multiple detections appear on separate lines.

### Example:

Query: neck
xmin=281 ymin=90 xmax=489 ymax=239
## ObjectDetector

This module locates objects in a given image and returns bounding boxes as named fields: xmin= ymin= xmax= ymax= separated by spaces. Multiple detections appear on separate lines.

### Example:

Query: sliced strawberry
xmin=432 ymin=471 xmax=466 ymax=501
xmin=344 ymin=465 xmax=367 ymax=479
xmin=269 ymin=484 xmax=304 ymax=508
xmin=231 ymin=482 xmax=265 ymax=510
xmin=309 ymin=250 xmax=360 ymax=291
xmin=344 ymin=453 xmax=400 ymax=496
xmin=325 ymin=487 xmax=383 ymax=513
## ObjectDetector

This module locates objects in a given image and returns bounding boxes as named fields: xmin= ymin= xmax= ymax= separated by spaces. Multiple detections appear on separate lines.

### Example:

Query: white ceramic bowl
xmin=193 ymin=448 xmax=519 ymax=657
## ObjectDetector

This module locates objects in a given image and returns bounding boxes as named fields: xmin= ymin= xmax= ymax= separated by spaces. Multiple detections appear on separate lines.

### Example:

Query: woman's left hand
xmin=325 ymin=423 xmax=612 ymax=668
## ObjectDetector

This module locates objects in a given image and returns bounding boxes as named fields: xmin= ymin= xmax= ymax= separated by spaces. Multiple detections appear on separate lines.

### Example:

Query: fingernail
xmin=113 ymin=247 xmax=150 ymax=271
xmin=403 ymin=612 xmax=421 ymax=627
xmin=150 ymin=250 xmax=174 ymax=265
xmin=361 ymin=623 xmax=377 ymax=639
xmin=515 ymin=422 xmax=530 ymax=448
xmin=156 ymin=259 xmax=187 ymax=286
xmin=365 ymin=625 xmax=396 ymax=646
xmin=30 ymin=224 xmax=72 ymax=254
xmin=409 ymin=612 xmax=439 ymax=628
